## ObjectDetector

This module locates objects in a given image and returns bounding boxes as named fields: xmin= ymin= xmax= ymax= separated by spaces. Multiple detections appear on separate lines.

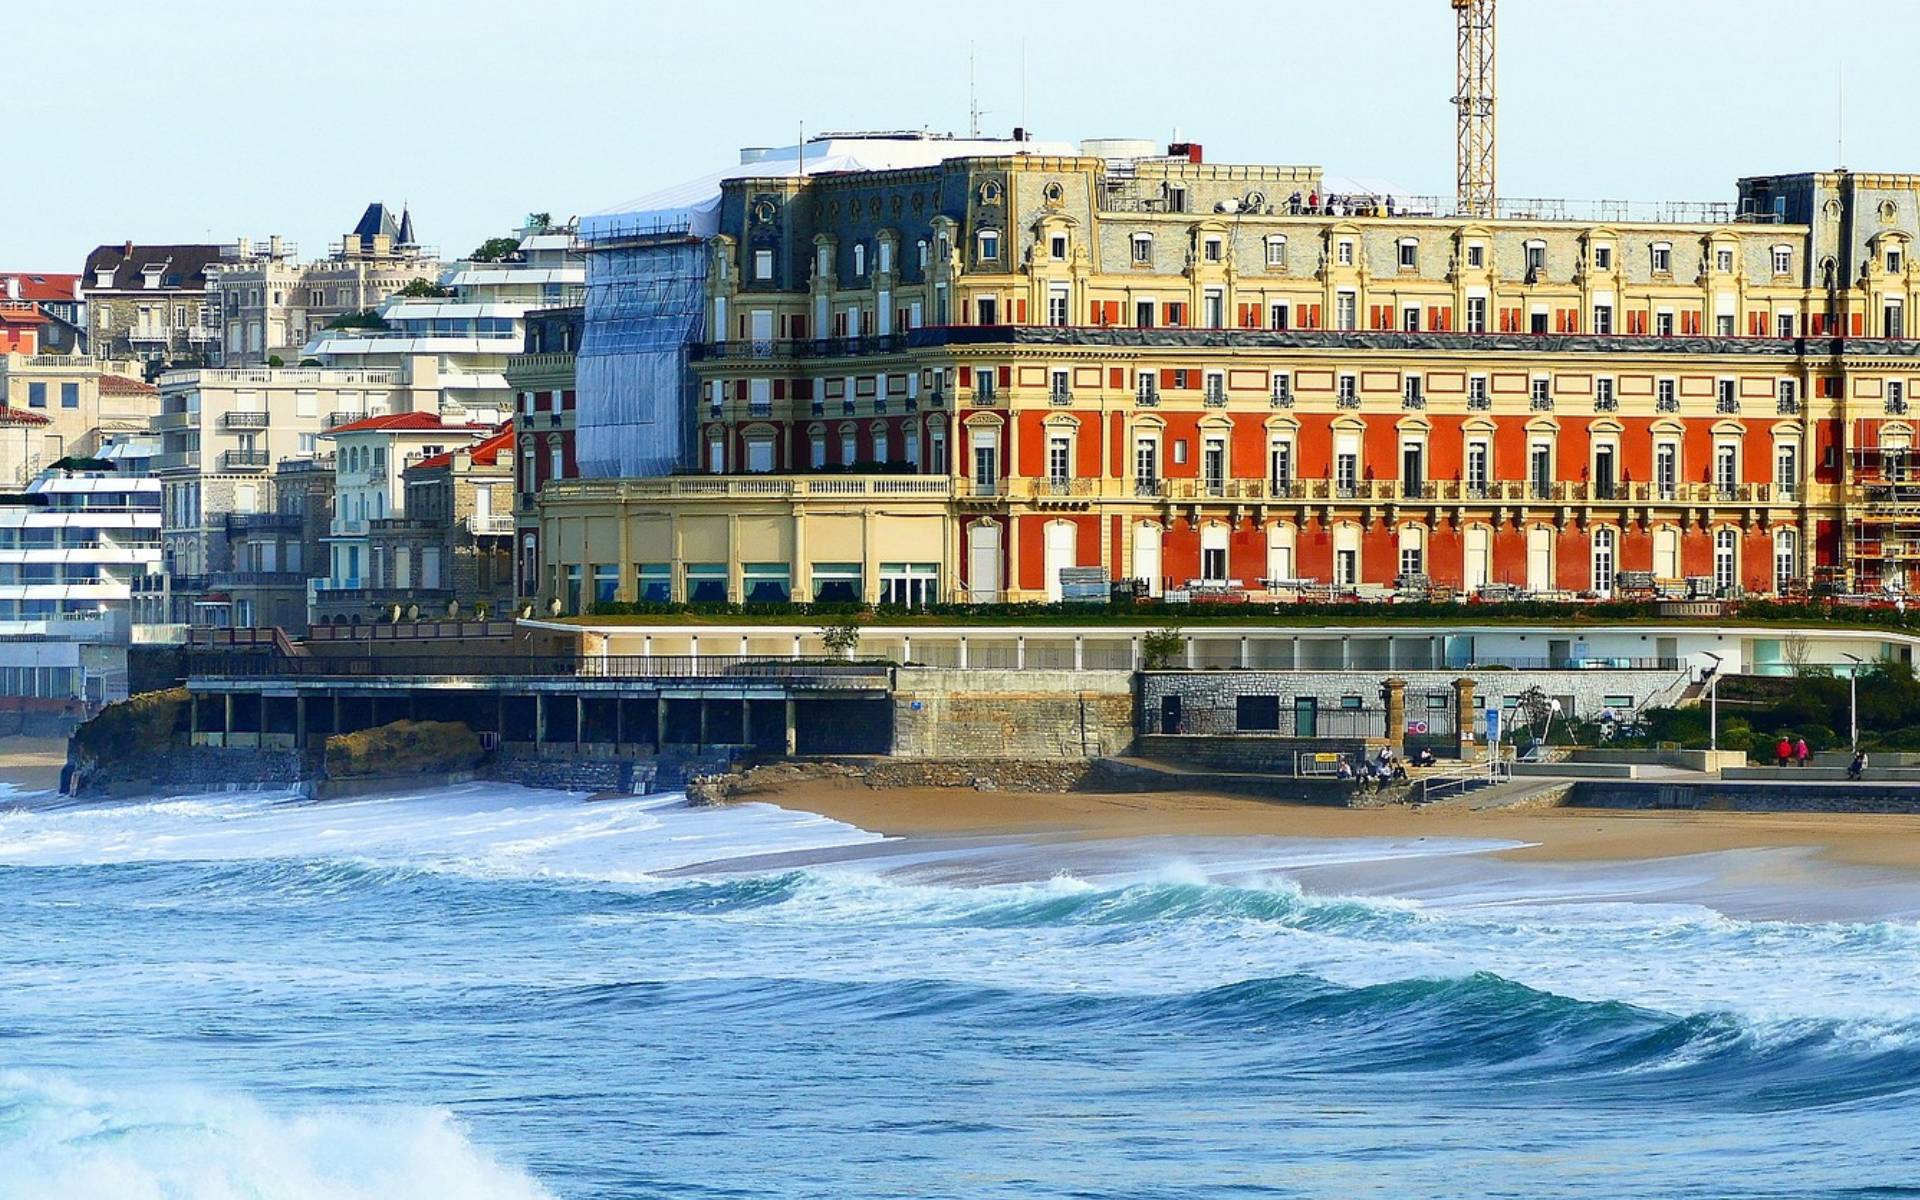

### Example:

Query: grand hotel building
xmin=537 ymin=137 xmax=1920 ymax=609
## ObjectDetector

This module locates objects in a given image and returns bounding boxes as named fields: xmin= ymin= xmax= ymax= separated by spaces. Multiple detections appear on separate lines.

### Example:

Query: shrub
xmin=1141 ymin=627 xmax=1186 ymax=670
xmin=71 ymin=687 xmax=188 ymax=760
xmin=325 ymin=720 xmax=483 ymax=779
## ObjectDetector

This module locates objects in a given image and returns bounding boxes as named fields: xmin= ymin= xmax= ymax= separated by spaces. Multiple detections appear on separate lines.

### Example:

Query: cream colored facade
xmin=541 ymin=147 xmax=1920 ymax=607
xmin=0 ymin=353 xmax=158 ymax=481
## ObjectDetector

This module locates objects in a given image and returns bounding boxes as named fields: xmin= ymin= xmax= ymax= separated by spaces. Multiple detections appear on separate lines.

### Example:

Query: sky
xmin=1 ymin=0 xmax=1905 ymax=269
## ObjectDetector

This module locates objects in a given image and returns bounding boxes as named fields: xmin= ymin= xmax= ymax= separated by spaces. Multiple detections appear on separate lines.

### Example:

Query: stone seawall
xmin=67 ymin=745 xmax=305 ymax=798
xmin=890 ymin=668 xmax=1136 ymax=760
xmin=1568 ymin=780 xmax=1920 ymax=814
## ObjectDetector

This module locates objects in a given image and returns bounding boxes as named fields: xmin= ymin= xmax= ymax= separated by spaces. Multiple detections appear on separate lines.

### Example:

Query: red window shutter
xmin=1853 ymin=312 xmax=1865 ymax=337
xmin=1160 ymin=368 xmax=1177 ymax=390
xmin=1017 ymin=298 xmax=1028 ymax=324
xmin=1109 ymin=367 xmax=1123 ymax=388
xmin=773 ymin=379 xmax=787 ymax=400
xmin=959 ymin=367 xmax=972 ymax=387
xmin=791 ymin=314 xmax=807 ymax=339
xmin=1109 ymin=301 xmax=1122 ymax=325
xmin=1309 ymin=304 xmax=1322 ymax=329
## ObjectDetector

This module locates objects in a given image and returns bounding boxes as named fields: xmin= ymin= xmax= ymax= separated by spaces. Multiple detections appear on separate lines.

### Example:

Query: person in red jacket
xmin=1775 ymin=735 xmax=1793 ymax=767
xmin=1796 ymin=737 xmax=1812 ymax=768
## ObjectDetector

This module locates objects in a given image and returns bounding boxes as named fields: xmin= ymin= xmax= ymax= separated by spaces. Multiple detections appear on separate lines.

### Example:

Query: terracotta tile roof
xmin=0 ymin=408 xmax=52 ymax=426
xmin=321 ymin=410 xmax=488 ymax=436
xmin=97 ymin=374 xmax=157 ymax=396
xmin=1 ymin=273 xmax=82 ymax=302
xmin=407 ymin=422 xmax=514 ymax=473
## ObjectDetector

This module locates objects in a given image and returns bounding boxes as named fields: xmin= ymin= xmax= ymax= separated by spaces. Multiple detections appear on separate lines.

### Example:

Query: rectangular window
xmin=1265 ymin=238 xmax=1287 ymax=268
xmin=1398 ymin=241 xmax=1418 ymax=270
xmin=1402 ymin=375 xmax=1424 ymax=409
xmin=1466 ymin=296 xmax=1487 ymax=333
xmin=1049 ymin=234 xmax=1067 ymax=261
xmin=1530 ymin=378 xmax=1552 ymax=411
xmin=1773 ymin=247 xmax=1792 ymax=276
xmin=1593 ymin=304 xmax=1613 ymax=335
xmin=752 ymin=249 xmax=773 ymax=280
xmin=1047 ymin=288 xmax=1069 ymax=326
xmin=1337 ymin=240 xmax=1354 ymax=266
xmin=1337 ymin=374 xmax=1358 ymax=408
xmin=1717 ymin=379 xmax=1739 ymax=413
xmin=1651 ymin=244 xmax=1672 ymax=274
xmin=26 ymin=382 xmax=45 ymax=408
xmin=1655 ymin=311 xmax=1675 ymax=337
xmin=1595 ymin=377 xmax=1616 ymax=411
xmin=1777 ymin=378 xmax=1799 ymax=414
xmin=1132 ymin=236 xmax=1153 ymax=265
xmin=1335 ymin=292 xmax=1357 ymax=330
xmin=1466 ymin=244 xmax=1485 ymax=268
xmin=59 ymin=383 xmax=78 ymax=408
xmin=1594 ymin=245 xmax=1613 ymax=269
xmin=1657 ymin=379 xmax=1678 ymax=412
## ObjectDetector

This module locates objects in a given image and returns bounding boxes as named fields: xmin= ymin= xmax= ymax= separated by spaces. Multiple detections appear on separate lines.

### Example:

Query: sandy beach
xmin=0 ymin=735 xmax=67 ymax=796
xmin=747 ymin=774 xmax=1920 ymax=874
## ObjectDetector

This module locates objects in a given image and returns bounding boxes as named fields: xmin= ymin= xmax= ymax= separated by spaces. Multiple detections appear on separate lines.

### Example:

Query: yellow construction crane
xmin=1453 ymin=0 xmax=1497 ymax=218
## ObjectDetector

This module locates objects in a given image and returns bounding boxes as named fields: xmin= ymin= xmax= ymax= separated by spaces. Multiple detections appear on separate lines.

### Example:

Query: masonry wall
xmin=891 ymin=667 xmax=1135 ymax=760
xmin=1140 ymin=667 xmax=1691 ymax=736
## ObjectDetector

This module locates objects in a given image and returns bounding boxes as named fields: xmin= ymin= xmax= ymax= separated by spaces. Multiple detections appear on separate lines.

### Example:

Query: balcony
xmin=151 ymin=451 xmax=200 ymax=472
xmin=1135 ymin=388 xmax=1160 ymax=408
xmin=221 ymin=410 xmax=270 ymax=430
xmin=1049 ymin=387 xmax=1073 ymax=407
xmin=467 ymin=512 xmax=515 ymax=535
xmin=219 ymin=450 xmax=270 ymax=472
xmin=225 ymin=511 xmax=303 ymax=534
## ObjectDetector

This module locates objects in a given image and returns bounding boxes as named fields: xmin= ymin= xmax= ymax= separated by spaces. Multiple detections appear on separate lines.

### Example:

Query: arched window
xmin=853 ymin=243 xmax=867 ymax=276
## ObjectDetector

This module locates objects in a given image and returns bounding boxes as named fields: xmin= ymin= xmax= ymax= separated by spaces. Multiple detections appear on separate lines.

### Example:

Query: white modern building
xmin=0 ymin=466 xmax=165 ymax=709
xmin=302 ymin=220 xmax=582 ymax=414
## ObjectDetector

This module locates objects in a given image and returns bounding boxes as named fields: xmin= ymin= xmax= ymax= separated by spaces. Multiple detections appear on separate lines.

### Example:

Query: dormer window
xmin=94 ymin=269 xmax=113 ymax=288
xmin=1891 ymin=248 xmax=1906 ymax=275
xmin=1131 ymin=233 xmax=1153 ymax=265
xmin=753 ymin=249 xmax=773 ymax=281
xmin=853 ymin=244 xmax=867 ymax=276
xmin=1398 ymin=238 xmax=1419 ymax=270
xmin=1772 ymin=245 xmax=1793 ymax=276
xmin=1337 ymin=239 xmax=1354 ymax=266
xmin=1651 ymin=242 xmax=1673 ymax=274
xmin=1264 ymin=236 xmax=1287 ymax=268
xmin=976 ymin=230 xmax=999 ymax=263
xmin=1593 ymin=244 xmax=1613 ymax=270
xmin=1465 ymin=243 xmax=1485 ymax=269
xmin=917 ymin=239 xmax=929 ymax=269
xmin=1525 ymin=241 xmax=1546 ymax=273
xmin=141 ymin=266 xmax=164 ymax=290
xmin=1716 ymin=247 xmax=1734 ymax=273
xmin=1049 ymin=234 xmax=1067 ymax=261
xmin=1203 ymin=237 xmax=1222 ymax=263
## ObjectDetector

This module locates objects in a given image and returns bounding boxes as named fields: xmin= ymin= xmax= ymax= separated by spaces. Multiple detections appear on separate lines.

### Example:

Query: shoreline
xmin=0 ymin=735 xmax=67 ymax=797
xmin=744 ymin=775 xmax=1920 ymax=874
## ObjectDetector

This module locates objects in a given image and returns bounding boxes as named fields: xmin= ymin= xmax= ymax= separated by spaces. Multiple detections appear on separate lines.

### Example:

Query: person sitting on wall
xmin=1412 ymin=746 xmax=1437 ymax=768
xmin=1336 ymin=758 xmax=1355 ymax=783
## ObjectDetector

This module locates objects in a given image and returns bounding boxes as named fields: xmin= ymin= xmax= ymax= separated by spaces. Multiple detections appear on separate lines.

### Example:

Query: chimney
xmin=4 ymin=278 xmax=17 ymax=301
xmin=1167 ymin=142 xmax=1204 ymax=164
xmin=122 ymin=240 xmax=133 ymax=258
xmin=269 ymin=235 xmax=284 ymax=258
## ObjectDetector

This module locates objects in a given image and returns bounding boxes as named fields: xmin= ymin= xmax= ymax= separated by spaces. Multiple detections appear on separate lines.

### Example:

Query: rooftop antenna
xmin=968 ymin=42 xmax=983 ymax=137
xmin=798 ymin=120 xmax=805 ymax=176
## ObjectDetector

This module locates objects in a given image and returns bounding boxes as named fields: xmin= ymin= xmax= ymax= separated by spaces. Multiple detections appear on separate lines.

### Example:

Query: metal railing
xmin=187 ymin=651 xmax=894 ymax=684
xmin=220 ymin=449 xmax=270 ymax=471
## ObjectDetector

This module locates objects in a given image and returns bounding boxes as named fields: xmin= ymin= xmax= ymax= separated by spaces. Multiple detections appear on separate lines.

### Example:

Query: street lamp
xmin=1843 ymin=652 xmax=1863 ymax=752
xmin=1702 ymin=652 xmax=1724 ymax=751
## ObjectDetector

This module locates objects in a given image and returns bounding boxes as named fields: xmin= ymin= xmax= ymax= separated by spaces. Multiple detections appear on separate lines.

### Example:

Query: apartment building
xmin=310 ymin=411 xmax=494 ymax=623
xmin=0 ymin=354 xmax=158 ymax=482
xmin=210 ymin=205 xmax=440 ymax=366
xmin=204 ymin=455 xmax=334 ymax=632
xmin=82 ymin=242 xmax=224 ymax=368
xmin=0 ymin=467 xmax=165 ymax=709
xmin=368 ymin=423 xmax=516 ymax=620
xmin=303 ymin=219 xmax=583 ymax=415
xmin=506 ymin=305 xmax=581 ymax=598
xmin=0 ymin=273 xmax=87 ymax=354
xmin=535 ymin=136 xmax=1920 ymax=607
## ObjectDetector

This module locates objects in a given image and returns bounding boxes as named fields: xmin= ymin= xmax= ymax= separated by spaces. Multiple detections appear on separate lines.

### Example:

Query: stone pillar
xmin=741 ymin=698 xmax=753 ymax=749
xmin=534 ymin=694 xmax=547 ymax=747
xmin=575 ymin=696 xmax=584 ymax=752
xmin=696 ymin=700 xmax=708 ymax=752
xmin=1452 ymin=677 xmax=1478 ymax=761
xmin=331 ymin=693 xmax=341 ymax=737
xmin=258 ymin=693 xmax=267 ymax=743
xmin=783 ymin=698 xmax=797 ymax=756
xmin=1073 ymin=635 xmax=1084 ymax=671
xmin=1384 ymin=677 xmax=1407 ymax=753
xmin=1238 ymin=635 xmax=1250 ymax=669
xmin=614 ymin=698 xmax=625 ymax=748
xmin=295 ymin=695 xmax=307 ymax=750
xmin=1016 ymin=636 xmax=1026 ymax=670
xmin=189 ymin=693 xmax=199 ymax=743
xmin=655 ymin=696 xmax=668 ymax=749
xmin=223 ymin=693 xmax=233 ymax=746
xmin=957 ymin=637 xmax=969 ymax=669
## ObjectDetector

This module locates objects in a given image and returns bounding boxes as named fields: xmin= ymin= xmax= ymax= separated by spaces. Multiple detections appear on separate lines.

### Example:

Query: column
xmin=741 ymin=699 xmax=754 ymax=749
xmin=190 ymin=692 xmax=200 ymax=743
xmin=223 ymin=693 xmax=233 ymax=746
xmin=258 ymin=693 xmax=267 ymax=744
xmin=1384 ymin=677 xmax=1407 ymax=754
xmin=295 ymin=695 xmax=307 ymax=750
xmin=614 ymin=698 xmax=625 ymax=748
xmin=957 ymin=637 xmax=969 ymax=669
xmin=1073 ymin=635 xmax=1084 ymax=671
xmin=495 ymin=693 xmax=505 ymax=741
xmin=1238 ymin=635 xmax=1250 ymax=669
xmin=331 ymin=693 xmax=341 ymax=737
xmin=655 ymin=695 xmax=668 ymax=749
xmin=1452 ymin=677 xmax=1478 ymax=761
xmin=575 ymin=696 xmax=584 ymax=752
xmin=697 ymin=700 xmax=708 ymax=752
xmin=1016 ymin=636 xmax=1026 ymax=670
xmin=784 ymin=698 xmax=797 ymax=756
xmin=534 ymin=694 xmax=547 ymax=748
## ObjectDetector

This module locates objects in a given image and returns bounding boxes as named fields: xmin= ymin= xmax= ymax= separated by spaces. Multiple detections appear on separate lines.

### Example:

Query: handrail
xmin=1416 ymin=754 xmax=1512 ymax=805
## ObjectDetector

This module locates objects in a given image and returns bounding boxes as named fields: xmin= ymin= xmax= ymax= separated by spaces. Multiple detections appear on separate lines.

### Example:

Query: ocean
xmin=0 ymin=782 xmax=1916 ymax=1199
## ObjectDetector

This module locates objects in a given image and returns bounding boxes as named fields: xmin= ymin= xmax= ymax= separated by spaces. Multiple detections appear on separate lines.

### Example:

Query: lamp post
xmin=1703 ymin=651 xmax=1724 ymax=751
xmin=1843 ymin=652 xmax=1863 ymax=752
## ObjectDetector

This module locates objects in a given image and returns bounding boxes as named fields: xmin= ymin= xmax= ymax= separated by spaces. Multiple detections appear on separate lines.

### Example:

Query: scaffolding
xmin=574 ymin=214 xmax=709 ymax=479
xmin=1848 ymin=417 xmax=1920 ymax=595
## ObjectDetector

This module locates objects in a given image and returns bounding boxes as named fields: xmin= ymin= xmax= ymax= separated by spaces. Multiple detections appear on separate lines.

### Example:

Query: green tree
xmin=469 ymin=236 xmax=521 ymax=263
xmin=397 ymin=277 xmax=452 ymax=298
xmin=1141 ymin=626 xmax=1187 ymax=670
